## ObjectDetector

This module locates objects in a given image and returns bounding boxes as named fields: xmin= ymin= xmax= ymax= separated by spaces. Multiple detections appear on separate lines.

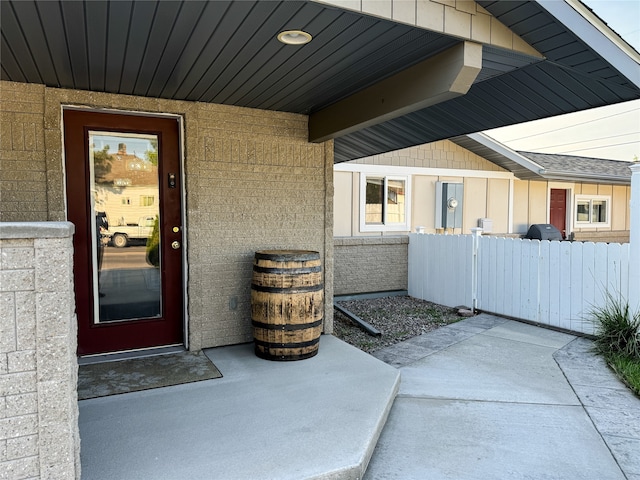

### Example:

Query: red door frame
xmin=64 ymin=109 xmax=184 ymax=355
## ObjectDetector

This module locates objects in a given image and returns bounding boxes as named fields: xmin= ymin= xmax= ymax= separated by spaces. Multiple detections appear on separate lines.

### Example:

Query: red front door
xmin=550 ymin=189 xmax=567 ymax=239
xmin=64 ymin=110 xmax=184 ymax=355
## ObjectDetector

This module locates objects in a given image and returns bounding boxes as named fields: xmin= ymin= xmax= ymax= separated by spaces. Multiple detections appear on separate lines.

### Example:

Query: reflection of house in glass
xmin=92 ymin=141 xmax=162 ymax=322
xmin=94 ymin=141 xmax=159 ymax=230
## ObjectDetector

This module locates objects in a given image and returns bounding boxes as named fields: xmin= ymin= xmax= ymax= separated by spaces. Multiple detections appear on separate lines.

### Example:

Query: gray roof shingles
xmin=517 ymin=151 xmax=633 ymax=181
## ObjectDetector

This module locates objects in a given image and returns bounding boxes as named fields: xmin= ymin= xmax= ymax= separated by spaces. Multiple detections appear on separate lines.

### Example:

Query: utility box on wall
xmin=435 ymin=182 xmax=463 ymax=229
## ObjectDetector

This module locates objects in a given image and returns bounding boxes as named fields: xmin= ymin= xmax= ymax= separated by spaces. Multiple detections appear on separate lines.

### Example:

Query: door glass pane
xmin=89 ymin=132 xmax=161 ymax=323
xmin=365 ymin=177 xmax=384 ymax=224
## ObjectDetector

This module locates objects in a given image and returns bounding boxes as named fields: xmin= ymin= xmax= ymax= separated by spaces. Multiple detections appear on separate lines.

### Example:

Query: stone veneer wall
xmin=0 ymin=222 xmax=79 ymax=480
xmin=0 ymin=80 xmax=334 ymax=352
xmin=334 ymin=236 xmax=408 ymax=296
xmin=0 ymin=83 xmax=49 ymax=222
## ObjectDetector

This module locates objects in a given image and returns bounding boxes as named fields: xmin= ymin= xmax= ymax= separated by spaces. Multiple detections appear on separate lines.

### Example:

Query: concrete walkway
xmin=367 ymin=314 xmax=640 ymax=480
xmin=78 ymin=314 xmax=640 ymax=479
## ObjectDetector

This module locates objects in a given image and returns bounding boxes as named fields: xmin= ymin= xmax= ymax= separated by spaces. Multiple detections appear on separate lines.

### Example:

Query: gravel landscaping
xmin=332 ymin=295 xmax=463 ymax=353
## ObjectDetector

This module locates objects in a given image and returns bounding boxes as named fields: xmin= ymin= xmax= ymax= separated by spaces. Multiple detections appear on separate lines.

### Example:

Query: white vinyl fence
xmin=408 ymin=232 xmax=631 ymax=335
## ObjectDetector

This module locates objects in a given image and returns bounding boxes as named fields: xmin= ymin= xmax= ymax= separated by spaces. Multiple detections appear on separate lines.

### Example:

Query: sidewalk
xmin=366 ymin=314 xmax=640 ymax=480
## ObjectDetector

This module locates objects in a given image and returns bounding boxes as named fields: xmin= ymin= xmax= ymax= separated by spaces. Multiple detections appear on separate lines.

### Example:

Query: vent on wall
xmin=435 ymin=182 xmax=463 ymax=229
xmin=478 ymin=218 xmax=493 ymax=233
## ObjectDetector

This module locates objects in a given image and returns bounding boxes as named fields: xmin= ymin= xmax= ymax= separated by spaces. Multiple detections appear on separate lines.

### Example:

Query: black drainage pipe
xmin=333 ymin=302 xmax=382 ymax=337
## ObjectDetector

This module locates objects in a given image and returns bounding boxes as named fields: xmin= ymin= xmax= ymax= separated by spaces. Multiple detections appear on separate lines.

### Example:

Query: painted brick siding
xmin=0 ymin=83 xmax=48 ymax=222
xmin=0 ymin=223 xmax=79 ymax=480
xmin=334 ymin=237 xmax=408 ymax=295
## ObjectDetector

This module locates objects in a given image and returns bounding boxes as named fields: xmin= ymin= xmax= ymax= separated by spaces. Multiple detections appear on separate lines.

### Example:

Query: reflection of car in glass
xmin=105 ymin=215 xmax=155 ymax=248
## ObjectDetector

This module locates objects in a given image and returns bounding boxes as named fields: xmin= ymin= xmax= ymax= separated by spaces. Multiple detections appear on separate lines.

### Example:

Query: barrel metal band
xmin=254 ymin=337 xmax=320 ymax=349
xmin=253 ymin=265 xmax=322 ymax=275
xmin=250 ymin=283 xmax=323 ymax=294
xmin=255 ymin=251 xmax=319 ymax=262
xmin=252 ymin=319 xmax=323 ymax=331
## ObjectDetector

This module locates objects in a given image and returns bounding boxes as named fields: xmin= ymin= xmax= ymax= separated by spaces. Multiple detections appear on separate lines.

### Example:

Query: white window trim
xmin=574 ymin=194 xmax=611 ymax=228
xmin=359 ymin=173 xmax=411 ymax=232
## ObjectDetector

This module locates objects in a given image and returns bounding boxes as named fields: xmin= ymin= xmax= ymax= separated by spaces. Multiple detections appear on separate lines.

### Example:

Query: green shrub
xmin=590 ymin=292 xmax=640 ymax=360
xmin=146 ymin=216 xmax=160 ymax=268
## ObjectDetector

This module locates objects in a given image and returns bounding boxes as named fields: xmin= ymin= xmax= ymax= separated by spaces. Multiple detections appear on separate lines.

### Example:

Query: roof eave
xmin=465 ymin=133 xmax=546 ymax=174
xmin=537 ymin=171 xmax=631 ymax=185
xmin=536 ymin=0 xmax=640 ymax=88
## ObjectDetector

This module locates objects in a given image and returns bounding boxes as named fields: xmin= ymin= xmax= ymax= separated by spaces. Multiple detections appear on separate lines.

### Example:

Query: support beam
xmin=309 ymin=41 xmax=482 ymax=143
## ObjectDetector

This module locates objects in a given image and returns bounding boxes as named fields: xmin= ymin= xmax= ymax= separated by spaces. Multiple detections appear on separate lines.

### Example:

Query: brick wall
xmin=2 ymin=80 xmax=334 ymax=353
xmin=571 ymin=231 xmax=630 ymax=244
xmin=0 ymin=83 xmax=48 ymax=222
xmin=186 ymin=104 xmax=334 ymax=349
xmin=0 ymin=222 xmax=79 ymax=480
xmin=334 ymin=236 xmax=408 ymax=296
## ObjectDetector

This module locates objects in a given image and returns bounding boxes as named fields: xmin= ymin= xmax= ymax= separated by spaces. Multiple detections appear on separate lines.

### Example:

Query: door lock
xmin=171 ymin=241 xmax=181 ymax=250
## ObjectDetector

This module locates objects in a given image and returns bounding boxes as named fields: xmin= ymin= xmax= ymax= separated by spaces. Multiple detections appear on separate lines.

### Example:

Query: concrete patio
xmin=78 ymin=336 xmax=400 ymax=480
xmin=78 ymin=315 xmax=640 ymax=479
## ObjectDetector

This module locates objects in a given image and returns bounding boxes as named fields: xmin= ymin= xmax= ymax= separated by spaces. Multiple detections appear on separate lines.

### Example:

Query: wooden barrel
xmin=251 ymin=250 xmax=323 ymax=361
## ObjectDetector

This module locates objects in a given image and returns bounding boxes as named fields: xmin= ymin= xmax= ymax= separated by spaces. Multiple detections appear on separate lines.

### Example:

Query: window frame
xmin=573 ymin=194 xmax=611 ymax=227
xmin=359 ymin=173 xmax=411 ymax=232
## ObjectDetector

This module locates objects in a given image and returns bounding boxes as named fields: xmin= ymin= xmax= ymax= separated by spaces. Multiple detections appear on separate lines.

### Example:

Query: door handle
xmin=171 ymin=241 xmax=181 ymax=250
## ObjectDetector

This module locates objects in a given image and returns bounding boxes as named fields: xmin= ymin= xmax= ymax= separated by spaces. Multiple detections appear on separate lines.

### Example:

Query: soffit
xmin=1 ymin=0 xmax=639 ymax=164
xmin=332 ymin=0 xmax=640 ymax=162
xmin=0 ymin=0 xmax=459 ymax=113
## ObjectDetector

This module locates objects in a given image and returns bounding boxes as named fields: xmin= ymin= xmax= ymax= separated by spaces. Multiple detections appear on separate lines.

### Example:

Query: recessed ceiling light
xmin=277 ymin=30 xmax=312 ymax=45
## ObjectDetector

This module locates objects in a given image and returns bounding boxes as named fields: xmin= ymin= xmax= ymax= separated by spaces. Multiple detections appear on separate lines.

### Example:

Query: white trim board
xmin=334 ymin=163 xmax=515 ymax=180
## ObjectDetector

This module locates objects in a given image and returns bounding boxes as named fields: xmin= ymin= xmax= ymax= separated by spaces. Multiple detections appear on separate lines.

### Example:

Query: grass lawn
xmin=590 ymin=294 xmax=640 ymax=397
xmin=606 ymin=352 xmax=640 ymax=396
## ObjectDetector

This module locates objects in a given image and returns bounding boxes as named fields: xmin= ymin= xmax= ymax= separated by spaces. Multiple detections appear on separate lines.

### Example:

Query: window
xmin=574 ymin=195 xmax=610 ymax=226
xmin=140 ymin=195 xmax=155 ymax=207
xmin=360 ymin=174 xmax=410 ymax=231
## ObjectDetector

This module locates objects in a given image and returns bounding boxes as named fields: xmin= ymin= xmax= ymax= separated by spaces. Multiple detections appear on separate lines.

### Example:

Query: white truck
xmin=106 ymin=215 xmax=156 ymax=248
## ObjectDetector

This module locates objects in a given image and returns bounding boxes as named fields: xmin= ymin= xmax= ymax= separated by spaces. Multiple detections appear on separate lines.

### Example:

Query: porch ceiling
xmin=1 ymin=0 xmax=639 ymax=163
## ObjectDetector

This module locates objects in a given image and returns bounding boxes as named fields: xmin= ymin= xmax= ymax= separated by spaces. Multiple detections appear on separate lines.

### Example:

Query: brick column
xmin=0 ymin=222 xmax=79 ymax=479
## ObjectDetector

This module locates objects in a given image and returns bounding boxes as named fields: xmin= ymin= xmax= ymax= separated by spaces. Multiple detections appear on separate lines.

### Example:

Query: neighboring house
xmin=1 ymin=0 xmax=639 ymax=478
xmin=94 ymin=143 xmax=160 ymax=235
xmin=334 ymin=135 xmax=633 ymax=295
xmin=451 ymin=134 xmax=633 ymax=242
xmin=336 ymin=134 xmax=632 ymax=239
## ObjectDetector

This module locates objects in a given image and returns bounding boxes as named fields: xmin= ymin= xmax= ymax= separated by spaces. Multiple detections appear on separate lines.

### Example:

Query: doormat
xmin=78 ymin=351 xmax=222 ymax=400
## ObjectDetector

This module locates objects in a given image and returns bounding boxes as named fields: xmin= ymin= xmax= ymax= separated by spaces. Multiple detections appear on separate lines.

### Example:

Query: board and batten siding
xmin=511 ymin=180 xmax=631 ymax=237
xmin=334 ymin=139 xmax=514 ymax=237
xmin=334 ymin=138 xmax=631 ymax=240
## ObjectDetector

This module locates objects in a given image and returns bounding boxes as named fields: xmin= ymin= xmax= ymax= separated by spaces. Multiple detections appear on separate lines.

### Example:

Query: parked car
xmin=105 ymin=215 xmax=155 ymax=248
